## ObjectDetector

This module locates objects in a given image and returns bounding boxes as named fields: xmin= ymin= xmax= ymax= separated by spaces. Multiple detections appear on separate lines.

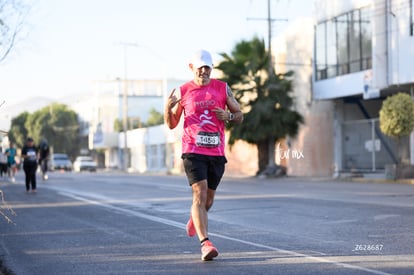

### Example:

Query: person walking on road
xmin=5 ymin=142 xmax=17 ymax=183
xmin=0 ymin=147 xmax=8 ymax=179
xmin=164 ymin=49 xmax=243 ymax=261
xmin=38 ymin=139 xmax=50 ymax=180
xmin=21 ymin=137 xmax=39 ymax=193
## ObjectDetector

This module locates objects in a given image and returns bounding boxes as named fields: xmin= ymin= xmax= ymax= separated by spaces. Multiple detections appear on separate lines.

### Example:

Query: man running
xmin=164 ymin=49 xmax=243 ymax=261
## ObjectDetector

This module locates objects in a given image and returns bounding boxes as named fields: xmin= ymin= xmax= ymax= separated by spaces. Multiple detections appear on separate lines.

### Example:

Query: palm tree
xmin=216 ymin=37 xmax=303 ymax=176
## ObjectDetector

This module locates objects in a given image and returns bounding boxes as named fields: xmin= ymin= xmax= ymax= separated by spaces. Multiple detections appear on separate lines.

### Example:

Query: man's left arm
xmin=225 ymin=85 xmax=243 ymax=124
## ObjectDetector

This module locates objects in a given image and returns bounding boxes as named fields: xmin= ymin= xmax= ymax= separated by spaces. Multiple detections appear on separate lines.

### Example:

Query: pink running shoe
xmin=186 ymin=215 xmax=196 ymax=237
xmin=201 ymin=240 xmax=218 ymax=261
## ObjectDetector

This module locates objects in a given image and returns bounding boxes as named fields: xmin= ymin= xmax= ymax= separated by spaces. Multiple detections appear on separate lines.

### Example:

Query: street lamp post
xmin=118 ymin=42 xmax=140 ymax=172
xmin=122 ymin=45 xmax=128 ymax=172
xmin=116 ymin=42 xmax=166 ymax=172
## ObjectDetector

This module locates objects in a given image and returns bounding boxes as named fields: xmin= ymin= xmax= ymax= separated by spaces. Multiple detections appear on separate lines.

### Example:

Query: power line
xmin=246 ymin=0 xmax=288 ymax=74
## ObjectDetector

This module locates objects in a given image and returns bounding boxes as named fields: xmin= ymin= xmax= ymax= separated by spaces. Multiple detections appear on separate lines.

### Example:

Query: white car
xmin=48 ymin=153 xmax=73 ymax=171
xmin=73 ymin=156 xmax=97 ymax=172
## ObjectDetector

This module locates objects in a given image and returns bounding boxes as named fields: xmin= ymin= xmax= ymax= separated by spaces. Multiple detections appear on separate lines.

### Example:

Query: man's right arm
xmin=164 ymin=88 xmax=183 ymax=129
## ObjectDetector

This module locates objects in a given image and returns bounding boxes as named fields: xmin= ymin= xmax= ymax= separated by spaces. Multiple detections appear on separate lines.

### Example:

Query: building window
xmin=315 ymin=23 xmax=327 ymax=80
xmin=315 ymin=6 xmax=372 ymax=81
xmin=360 ymin=7 xmax=372 ymax=69
xmin=349 ymin=10 xmax=361 ymax=73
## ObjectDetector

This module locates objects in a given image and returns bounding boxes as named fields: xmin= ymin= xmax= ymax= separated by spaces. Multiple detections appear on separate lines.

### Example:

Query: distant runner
xmin=39 ymin=139 xmax=50 ymax=180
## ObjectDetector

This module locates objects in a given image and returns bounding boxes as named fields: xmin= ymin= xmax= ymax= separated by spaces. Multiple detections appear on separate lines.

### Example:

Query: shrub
xmin=379 ymin=93 xmax=414 ymax=138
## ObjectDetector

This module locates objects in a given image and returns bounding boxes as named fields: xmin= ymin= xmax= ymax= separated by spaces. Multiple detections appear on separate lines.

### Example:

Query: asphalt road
xmin=0 ymin=171 xmax=414 ymax=275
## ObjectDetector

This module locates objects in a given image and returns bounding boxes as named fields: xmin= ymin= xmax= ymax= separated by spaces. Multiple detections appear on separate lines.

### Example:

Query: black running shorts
xmin=181 ymin=153 xmax=227 ymax=190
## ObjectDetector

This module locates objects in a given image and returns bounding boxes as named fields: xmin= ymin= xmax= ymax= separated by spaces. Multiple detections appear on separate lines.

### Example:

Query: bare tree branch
xmin=0 ymin=0 xmax=29 ymax=63
xmin=0 ymin=23 xmax=17 ymax=62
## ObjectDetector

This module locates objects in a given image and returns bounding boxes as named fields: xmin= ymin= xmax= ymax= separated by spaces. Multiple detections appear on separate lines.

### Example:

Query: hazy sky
xmin=0 ymin=0 xmax=314 ymax=106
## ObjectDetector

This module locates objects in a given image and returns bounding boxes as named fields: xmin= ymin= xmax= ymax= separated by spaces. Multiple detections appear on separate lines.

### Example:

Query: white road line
xmin=57 ymin=190 xmax=391 ymax=275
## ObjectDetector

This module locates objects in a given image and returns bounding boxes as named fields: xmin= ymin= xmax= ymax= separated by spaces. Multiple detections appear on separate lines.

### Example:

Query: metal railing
xmin=342 ymin=118 xmax=397 ymax=172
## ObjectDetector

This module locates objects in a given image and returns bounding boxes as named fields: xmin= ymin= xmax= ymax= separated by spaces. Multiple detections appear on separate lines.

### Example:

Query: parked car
xmin=73 ymin=156 xmax=97 ymax=172
xmin=48 ymin=153 xmax=73 ymax=171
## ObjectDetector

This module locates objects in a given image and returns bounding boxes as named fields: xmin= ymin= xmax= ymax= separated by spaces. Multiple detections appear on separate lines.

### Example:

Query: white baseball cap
xmin=190 ymin=49 xmax=213 ymax=69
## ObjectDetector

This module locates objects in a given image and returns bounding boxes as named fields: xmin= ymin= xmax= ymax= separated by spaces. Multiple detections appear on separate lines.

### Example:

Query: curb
xmin=351 ymin=177 xmax=414 ymax=185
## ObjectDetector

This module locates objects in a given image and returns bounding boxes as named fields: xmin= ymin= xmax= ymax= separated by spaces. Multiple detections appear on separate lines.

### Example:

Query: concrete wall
xmin=276 ymin=17 xmax=335 ymax=177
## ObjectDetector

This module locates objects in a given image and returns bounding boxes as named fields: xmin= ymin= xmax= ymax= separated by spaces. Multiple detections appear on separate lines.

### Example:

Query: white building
xmin=71 ymin=78 xmax=184 ymax=170
xmin=273 ymin=16 xmax=335 ymax=177
xmin=313 ymin=0 xmax=414 ymax=175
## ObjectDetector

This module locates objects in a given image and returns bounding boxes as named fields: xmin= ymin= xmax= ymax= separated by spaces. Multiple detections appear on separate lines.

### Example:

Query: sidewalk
xmin=338 ymin=171 xmax=414 ymax=185
xmin=352 ymin=176 xmax=414 ymax=185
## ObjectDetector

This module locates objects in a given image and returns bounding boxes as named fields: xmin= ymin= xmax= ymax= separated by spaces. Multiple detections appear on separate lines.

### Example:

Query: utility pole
xmin=247 ymin=0 xmax=288 ymax=75
xmin=122 ymin=43 xmax=128 ymax=172
xmin=117 ymin=42 xmax=140 ymax=172
xmin=267 ymin=0 xmax=273 ymax=74
xmin=247 ymin=0 xmax=288 ymax=175
xmin=115 ymin=42 xmax=165 ymax=172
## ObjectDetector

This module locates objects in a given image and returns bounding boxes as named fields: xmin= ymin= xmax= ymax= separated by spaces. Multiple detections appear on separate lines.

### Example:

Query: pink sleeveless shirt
xmin=179 ymin=79 xmax=227 ymax=156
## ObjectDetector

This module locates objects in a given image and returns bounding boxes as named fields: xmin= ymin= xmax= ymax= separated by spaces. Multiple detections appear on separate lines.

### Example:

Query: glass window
xmin=360 ymin=7 xmax=372 ymax=69
xmin=314 ymin=5 xmax=372 ymax=81
xmin=349 ymin=10 xmax=361 ymax=73
xmin=326 ymin=20 xmax=337 ymax=78
xmin=336 ymin=14 xmax=349 ymax=75
xmin=316 ymin=23 xmax=327 ymax=80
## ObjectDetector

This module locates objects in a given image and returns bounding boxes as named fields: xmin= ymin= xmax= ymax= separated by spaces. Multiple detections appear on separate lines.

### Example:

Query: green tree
xmin=379 ymin=92 xmax=414 ymax=164
xmin=114 ymin=109 xmax=163 ymax=130
xmin=9 ymin=103 xmax=80 ymax=158
xmin=114 ymin=119 xmax=123 ymax=132
xmin=146 ymin=108 xmax=163 ymax=127
xmin=130 ymin=117 xmax=142 ymax=129
xmin=216 ymin=37 xmax=303 ymax=175
xmin=114 ymin=117 xmax=141 ymax=132
xmin=8 ymin=111 xmax=29 ymax=147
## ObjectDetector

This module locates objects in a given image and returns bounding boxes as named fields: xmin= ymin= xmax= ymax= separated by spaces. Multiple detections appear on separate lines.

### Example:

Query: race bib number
xmin=196 ymin=132 xmax=220 ymax=147
xmin=27 ymin=150 xmax=37 ymax=161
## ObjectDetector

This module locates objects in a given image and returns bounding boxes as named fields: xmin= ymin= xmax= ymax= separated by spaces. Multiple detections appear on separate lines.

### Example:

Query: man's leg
xmin=191 ymin=180 xmax=218 ymax=261
xmin=191 ymin=180 xmax=209 ymax=240
xmin=191 ymin=182 xmax=217 ymax=239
